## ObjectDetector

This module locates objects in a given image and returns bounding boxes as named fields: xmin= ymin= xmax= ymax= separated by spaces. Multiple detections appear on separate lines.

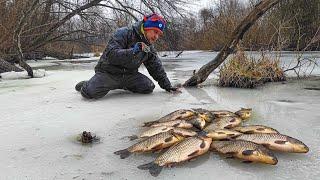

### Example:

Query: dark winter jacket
xmin=95 ymin=21 xmax=172 ymax=90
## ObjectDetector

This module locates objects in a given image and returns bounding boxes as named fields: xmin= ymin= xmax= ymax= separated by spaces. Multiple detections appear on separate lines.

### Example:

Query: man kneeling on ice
xmin=75 ymin=13 xmax=180 ymax=99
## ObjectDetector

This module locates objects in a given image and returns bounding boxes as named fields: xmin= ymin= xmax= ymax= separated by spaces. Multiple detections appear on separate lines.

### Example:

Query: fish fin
xmin=152 ymin=149 xmax=163 ymax=153
xmin=197 ymin=131 xmax=208 ymax=137
xmin=128 ymin=135 xmax=139 ymax=141
xmin=226 ymin=152 xmax=236 ymax=155
xmin=274 ymin=140 xmax=287 ymax=144
xmin=114 ymin=149 xmax=131 ymax=159
xmin=166 ymin=163 xmax=175 ymax=168
xmin=161 ymin=127 xmax=169 ymax=131
xmin=225 ymin=152 xmax=236 ymax=158
xmin=256 ymin=128 xmax=265 ymax=131
xmin=200 ymin=140 xmax=206 ymax=149
xmin=262 ymin=143 xmax=271 ymax=148
xmin=242 ymin=161 xmax=253 ymax=164
xmin=151 ymin=143 xmax=164 ymax=150
xmin=137 ymin=162 xmax=163 ymax=177
xmin=164 ymin=137 xmax=173 ymax=143
xmin=188 ymin=150 xmax=199 ymax=157
xmin=242 ymin=150 xmax=254 ymax=156
xmin=225 ymin=156 xmax=235 ymax=159
xmin=143 ymin=121 xmax=157 ymax=127
xmin=230 ymin=118 xmax=236 ymax=122
xmin=188 ymin=157 xmax=198 ymax=162
xmin=217 ymin=132 xmax=226 ymax=134
xmin=245 ymin=130 xmax=255 ymax=134
xmin=225 ymin=124 xmax=233 ymax=129
xmin=173 ymin=123 xmax=180 ymax=127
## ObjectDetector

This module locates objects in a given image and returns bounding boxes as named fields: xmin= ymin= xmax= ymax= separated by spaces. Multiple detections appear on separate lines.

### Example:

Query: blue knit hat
xmin=143 ymin=13 xmax=166 ymax=33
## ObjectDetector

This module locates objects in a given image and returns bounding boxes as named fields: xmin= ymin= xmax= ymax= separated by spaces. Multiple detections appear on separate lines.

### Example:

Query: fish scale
xmin=128 ymin=131 xmax=182 ymax=152
xmin=205 ymin=116 xmax=242 ymax=131
xmin=206 ymin=129 xmax=242 ymax=140
xmin=155 ymin=136 xmax=212 ymax=166
xmin=232 ymin=125 xmax=279 ymax=134
xmin=236 ymin=133 xmax=287 ymax=142
xmin=150 ymin=119 xmax=194 ymax=128
xmin=212 ymin=140 xmax=262 ymax=153
xmin=139 ymin=126 xmax=197 ymax=138
xmin=140 ymin=126 xmax=174 ymax=138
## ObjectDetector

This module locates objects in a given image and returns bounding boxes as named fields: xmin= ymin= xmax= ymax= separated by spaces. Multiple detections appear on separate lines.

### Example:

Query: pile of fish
xmin=114 ymin=108 xmax=309 ymax=177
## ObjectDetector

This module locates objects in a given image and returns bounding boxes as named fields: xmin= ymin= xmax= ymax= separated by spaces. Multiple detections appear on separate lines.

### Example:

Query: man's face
xmin=145 ymin=29 xmax=162 ymax=44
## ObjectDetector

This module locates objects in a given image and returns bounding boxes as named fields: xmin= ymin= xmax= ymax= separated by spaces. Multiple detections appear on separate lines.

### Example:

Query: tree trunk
xmin=0 ymin=58 xmax=23 ymax=74
xmin=183 ymin=0 xmax=282 ymax=87
xmin=13 ymin=0 xmax=40 ymax=78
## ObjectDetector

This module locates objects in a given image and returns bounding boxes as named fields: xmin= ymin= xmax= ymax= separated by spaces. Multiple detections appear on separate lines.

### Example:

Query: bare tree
xmin=0 ymin=0 xmax=190 ymax=75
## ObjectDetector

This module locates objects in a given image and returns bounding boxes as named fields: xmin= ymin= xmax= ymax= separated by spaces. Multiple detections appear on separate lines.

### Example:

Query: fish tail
xmin=197 ymin=130 xmax=208 ymax=137
xmin=128 ymin=135 xmax=138 ymax=141
xmin=143 ymin=121 xmax=157 ymax=127
xmin=137 ymin=162 xmax=163 ymax=177
xmin=114 ymin=149 xmax=131 ymax=159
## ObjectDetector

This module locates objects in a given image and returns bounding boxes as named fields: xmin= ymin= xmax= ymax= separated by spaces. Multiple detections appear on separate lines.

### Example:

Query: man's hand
xmin=166 ymin=87 xmax=182 ymax=94
xmin=133 ymin=42 xmax=150 ymax=54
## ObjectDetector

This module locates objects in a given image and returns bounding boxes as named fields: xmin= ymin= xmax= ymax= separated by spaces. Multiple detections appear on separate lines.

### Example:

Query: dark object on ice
xmin=175 ymin=51 xmax=184 ymax=58
xmin=304 ymin=87 xmax=320 ymax=91
xmin=77 ymin=131 xmax=100 ymax=144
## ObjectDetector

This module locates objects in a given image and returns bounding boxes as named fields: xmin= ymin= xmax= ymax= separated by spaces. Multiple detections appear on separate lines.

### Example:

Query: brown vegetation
xmin=218 ymin=50 xmax=285 ymax=88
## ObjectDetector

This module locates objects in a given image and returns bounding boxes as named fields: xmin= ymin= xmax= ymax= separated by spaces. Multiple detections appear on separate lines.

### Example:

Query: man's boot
xmin=75 ymin=81 xmax=87 ymax=91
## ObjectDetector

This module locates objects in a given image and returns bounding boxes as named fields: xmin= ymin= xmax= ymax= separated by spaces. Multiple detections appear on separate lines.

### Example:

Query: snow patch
xmin=0 ymin=69 xmax=46 ymax=80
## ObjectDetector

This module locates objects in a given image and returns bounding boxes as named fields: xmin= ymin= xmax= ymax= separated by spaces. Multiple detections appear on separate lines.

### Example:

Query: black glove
xmin=165 ymin=87 xmax=180 ymax=93
xmin=133 ymin=42 xmax=150 ymax=54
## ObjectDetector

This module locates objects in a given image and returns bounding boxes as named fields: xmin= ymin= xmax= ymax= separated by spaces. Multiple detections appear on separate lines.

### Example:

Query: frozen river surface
xmin=0 ymin=51 xmax=319 ymax=179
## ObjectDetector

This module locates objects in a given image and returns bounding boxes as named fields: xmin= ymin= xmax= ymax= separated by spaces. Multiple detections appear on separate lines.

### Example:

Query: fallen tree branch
xmin=183 ymin=0 xmax=282 ymax=87
xmin=0 ymin=58 xmax=23 ymax=74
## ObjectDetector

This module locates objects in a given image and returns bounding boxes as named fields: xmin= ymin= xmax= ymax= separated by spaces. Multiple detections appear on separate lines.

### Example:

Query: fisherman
xmin=75 ymin=13 xmax=180 ymax=99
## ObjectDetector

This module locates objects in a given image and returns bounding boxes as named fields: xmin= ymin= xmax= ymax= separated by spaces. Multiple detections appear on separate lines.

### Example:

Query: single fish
xmin=206 ymin=129 xmax=242 ymax=140
xmin=210 ymin=140 xmax=278 ymax=165
xmin=149 ymin=119 xmax=194 ymax=129
xmin=114 ymin=131 xmax=184 ymax=159
xmin=232 ymin=125 xmax=279 ymax=134
xmin=235 ymin=133 xmax=309 ymax=153
xmin=204 ymin=116 xmax=242 ymax=131
xmin=210 ymin=110 xmax=236 ymax=118
xmin=138 ymin=136 xmax=212 ymax=177
xmin=235 ymin=108 xmax=252 ymax=120
xmin=143 ymin=109 xmax=196 ymax=126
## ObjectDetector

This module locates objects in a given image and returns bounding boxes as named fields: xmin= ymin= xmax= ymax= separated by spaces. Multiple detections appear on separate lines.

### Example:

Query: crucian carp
xmin=235 ymin=133 xmax=309 ymax=153
xmin=137 ymin=136 xmax=212 ymax=177
xmin=114 ymin=130 xmax=185 ymax=159
xmin=211 ymin=140 xmax=278 ymax=165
